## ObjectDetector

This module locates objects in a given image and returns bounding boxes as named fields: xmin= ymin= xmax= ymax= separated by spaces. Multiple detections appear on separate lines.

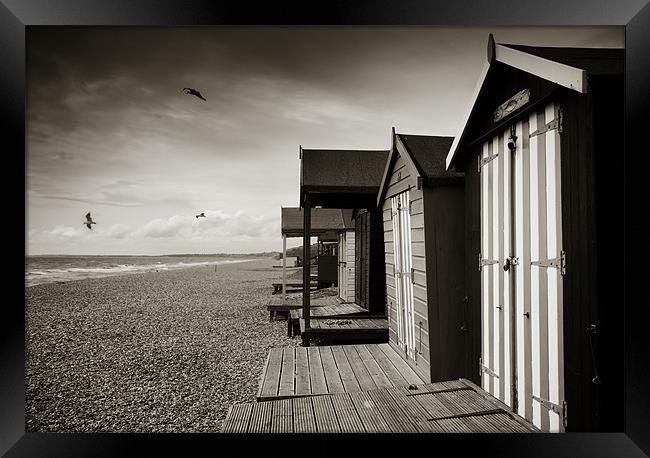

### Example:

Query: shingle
xmin=397 ymin=134 xmax=464 ymax=181
xmin=301 ymin=149 xmax=389 ymax=190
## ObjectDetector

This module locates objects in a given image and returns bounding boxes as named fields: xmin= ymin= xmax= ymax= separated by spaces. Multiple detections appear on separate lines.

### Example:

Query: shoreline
xmin=25 ymin=256 xmax=271 ymax=288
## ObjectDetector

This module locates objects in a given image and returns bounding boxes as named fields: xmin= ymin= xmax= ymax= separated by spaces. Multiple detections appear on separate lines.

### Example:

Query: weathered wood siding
xmin=423 ymin=185 xmax=466 ymax=383
xmin=355 ymin=209 xmax=385 ymax=313
xmin=345 ymin=230 xmax=356 ymax=302
xmin=382 ymin=152 xmax=430 ymax=382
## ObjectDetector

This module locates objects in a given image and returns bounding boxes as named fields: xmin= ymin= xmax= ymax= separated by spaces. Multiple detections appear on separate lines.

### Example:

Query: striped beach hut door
xmin=392 ymin=190 xmax=416 ymax=360
xmin=479 ymin=102 xmax=565 ymax=432
xmin=338 ymin=232 xmax=347 ymax=300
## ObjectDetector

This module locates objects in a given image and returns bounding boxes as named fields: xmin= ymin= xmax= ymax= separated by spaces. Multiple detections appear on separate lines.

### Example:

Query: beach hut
xmin=300 ymin=147 xmax=390 ymax=345
xmin=276 ymin=207 xmax=353 ymax=299
xmin=445 ymin=35 xmax=624 ymax=432
xmin=377 ymin=129 xmax=465 ymax=384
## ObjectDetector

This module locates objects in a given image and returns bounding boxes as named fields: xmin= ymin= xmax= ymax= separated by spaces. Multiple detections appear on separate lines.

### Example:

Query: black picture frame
xmin=4 ymin=0 xmax=649 ymax=456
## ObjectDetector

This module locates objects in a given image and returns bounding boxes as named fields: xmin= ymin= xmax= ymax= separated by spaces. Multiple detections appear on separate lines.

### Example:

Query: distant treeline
xmin=165 ymin=252 xmax=279 ymax=258
xmin=284 ymin=243 xmax=319 ymax=259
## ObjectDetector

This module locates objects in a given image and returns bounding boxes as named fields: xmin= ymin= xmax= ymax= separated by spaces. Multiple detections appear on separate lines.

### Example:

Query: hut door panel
xmin=392 ymin=190 xmax=416 ymax=360
xmin=481 ymin=101 xmax=565 ymax=432
xmin=519 ymin=103 xmax=565 ymax=432
xmin=480 ymin=129 xmax=511 ymax=408
xmin=339 ymin=232 xmax=347 ymax=300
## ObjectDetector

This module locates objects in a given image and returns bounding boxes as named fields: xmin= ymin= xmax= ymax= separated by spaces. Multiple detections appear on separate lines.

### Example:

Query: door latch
xmin=503 ymin=256 xmax=519 ymax=271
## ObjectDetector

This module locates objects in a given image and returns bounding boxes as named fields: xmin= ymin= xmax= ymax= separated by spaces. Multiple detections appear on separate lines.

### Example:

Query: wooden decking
xmin=290 ymin=303 xmax=370 ymax=319
xmin=287 ymin=303 xmax=374 ymax=336
xmin=299 ymin=318 xmax=389 ymax=344
xmin=223 ymin=378 xmax=539 ymax=433
xmin=256 ymin=343 xmax=422 ymax=401
xmin=271 ymin=282 xmax=318 ymax=294
xmin=266 ymin=294 xmax=341 ymax=320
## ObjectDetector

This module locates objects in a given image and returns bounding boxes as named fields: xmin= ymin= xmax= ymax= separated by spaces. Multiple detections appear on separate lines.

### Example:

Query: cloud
xmin=31 ymin=210 xmax=280 ymax=247
xmin=133 ymin=210 xmax=278 ymax=239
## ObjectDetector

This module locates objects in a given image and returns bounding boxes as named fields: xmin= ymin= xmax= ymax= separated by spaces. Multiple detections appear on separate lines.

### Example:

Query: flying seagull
xmin=196 ymin=212 xmax=206 ymax=218
xmin=182 ymin=87 xmax=206 ymax=101
xmin=84 ymin=212 xmax=96 ymax=230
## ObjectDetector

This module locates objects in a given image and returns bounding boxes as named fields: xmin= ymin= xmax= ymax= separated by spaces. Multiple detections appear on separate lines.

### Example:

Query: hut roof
xmin=281 ymin=207 xmax=354 ymax=237
xmin=445 ymin=35 xmax=624 ymax=170
xmin=398 ymin=134 xmax=462 ymax=180
xmin=300 ymin=149 xmax=390 ymax=208
xmin=377 ymin=131 xmax=463 ymax=205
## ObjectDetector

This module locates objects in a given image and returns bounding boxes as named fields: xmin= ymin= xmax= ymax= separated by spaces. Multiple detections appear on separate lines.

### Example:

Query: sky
xmin=26 ymin=26 xmax=624 ymax=255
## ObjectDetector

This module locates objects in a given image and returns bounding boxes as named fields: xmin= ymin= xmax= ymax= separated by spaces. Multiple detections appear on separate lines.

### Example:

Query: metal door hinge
xmin=478 ymin=152 xmax=499 ymax=172
xmin=411 ymin=267 xmax=415 ymax=284
xmin=531 ymin=250 xmax=566 ymax=275
xmin=529 ymin=108 xmax=563 ymax=137
xmin=479 ymin=357 xmax=499 ymax=379
xmin=478 ymin=252 xmax=499 ymax=271
xmin=532 ymin=395 xmax=567 ymax=428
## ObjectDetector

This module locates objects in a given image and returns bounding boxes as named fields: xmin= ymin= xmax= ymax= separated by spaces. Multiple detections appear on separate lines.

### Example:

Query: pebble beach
xmin=25 ymin=256 xmax=299 ymax=432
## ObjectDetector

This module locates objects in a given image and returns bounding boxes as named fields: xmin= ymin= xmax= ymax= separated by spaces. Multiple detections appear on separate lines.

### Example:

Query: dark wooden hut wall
xmin=559 ymin=75 xmax=624 ymax=432
xmin=591 ymin=75 xmax=624 ymax=432
xmin=355 ymin=209 xmax=385 ymax=314
xmin=455 ymin=149 xmax=482 ymax=386
xmin=423 ymin=185 xmax=466 ymax=382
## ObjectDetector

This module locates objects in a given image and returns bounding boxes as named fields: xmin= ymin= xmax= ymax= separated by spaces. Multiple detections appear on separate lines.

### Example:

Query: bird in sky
xmin=196 ymin=212 xmax=206 ymax=218
xmin=84 ymin=212 xmax=96 ymax=230
xmin=182 ymin=87 xmax=206 ymax=101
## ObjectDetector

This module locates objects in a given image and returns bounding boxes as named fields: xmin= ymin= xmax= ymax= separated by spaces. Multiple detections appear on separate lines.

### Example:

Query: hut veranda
xmin=279 ymin=207 xmax=354 ymax=300
xmin=445 ymin=35 xmax=624 ymax=432
xmin=299 ymin=148 xmax=389 ymax=343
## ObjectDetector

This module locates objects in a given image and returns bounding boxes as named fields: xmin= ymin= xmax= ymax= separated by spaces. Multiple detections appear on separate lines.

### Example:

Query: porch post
xmin=282 ymin=233 xmax=287 ymax=301
xmin=302 ymin=194 xmax=311 ymax=346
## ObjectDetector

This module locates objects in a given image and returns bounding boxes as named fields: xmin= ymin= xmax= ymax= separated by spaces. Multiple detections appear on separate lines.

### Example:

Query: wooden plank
xmin=390 ymin=386 xmax=446 ymax=432
xmin=308 ymin=347 xmax=328 ymax=395
xmin=342 ymin=345 xmax=378 ymax=391
xmin=356 ymin=345 xmax=394 ymax=388
xmin=366 ymin=388 xmax=417 ymax=432
xmin=278 ymin=347 xmax=296 ymax=398
xmin=349 ymin=391 xmax=392 ymax=433
xmin=377 ymin=343 xmax=423 ymax=385
xmin=365 ymin=344 xmax=409 ymax=387
xmin=319 ymin=346 xmax=345 ymax=394
xmin=331 ymin=346 xmax=361 ymax=393
xmin=293 ymin=397 xmax=317 ymax=433
xmin=545 ymin=102 xmax=564 ymax=432
xmin=312 ymin=395 xmax=341 ymax=433
xmin=256 ymin=350 xmax=272 ymax=400
xmin=260 ymin=348 xmax=283 ymax=398
xmin=248 ymin=401 xmax=273 ymax=433
xmin=330 ymin=393 xmax=365 ymax=433
xmin=270 ymin=398 xmax=293 ymax=433
xmin=294 ymin=347 xmax=311 ymax=396
xmin=460 ymin=378 xmax=539 ymax=432
xmin=222 ymin=403 xmax=252 ymax=433
xmin=471 ymin=414 xmax=503 ymax=433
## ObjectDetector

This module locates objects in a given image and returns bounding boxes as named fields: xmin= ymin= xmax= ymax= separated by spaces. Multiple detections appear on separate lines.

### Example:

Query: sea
xmin=25 ymin=255 xmax=264 ymax=287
